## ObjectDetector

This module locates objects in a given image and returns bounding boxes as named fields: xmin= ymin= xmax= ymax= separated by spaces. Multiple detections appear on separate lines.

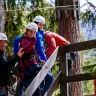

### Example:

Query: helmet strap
xmin=34 ymin=21 xmax=39 ymax=25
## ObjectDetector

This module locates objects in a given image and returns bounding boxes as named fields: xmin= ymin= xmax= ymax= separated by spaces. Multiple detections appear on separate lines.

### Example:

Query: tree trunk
xmin=0 ymin=0 xmax=4 ymax=33
xmin=55 ymin=0 xmax=83 ymax=96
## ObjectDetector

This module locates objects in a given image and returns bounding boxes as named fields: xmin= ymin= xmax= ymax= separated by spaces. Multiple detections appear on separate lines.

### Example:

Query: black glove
xmin=70 ymin=52 xmax=77 ymax=61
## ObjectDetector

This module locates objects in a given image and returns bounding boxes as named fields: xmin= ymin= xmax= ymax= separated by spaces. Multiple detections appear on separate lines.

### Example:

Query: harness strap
xmin=19 ymin=57 xmax=42 ymax=80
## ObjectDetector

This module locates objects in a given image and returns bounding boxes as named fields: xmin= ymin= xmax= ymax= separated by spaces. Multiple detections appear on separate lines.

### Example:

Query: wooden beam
xmin=84 ymin=94 xmax=94 ymax=96
xmin=60 ymin=55 xmax=69 ymax=96
xmin=45 ymin=72 xmax=60 ymax=96
xmin=61 ymin=73 xmax=96 ymax=83
xmin=56 ymin=7 xmax=79 ymax=11
xmin=23 ymin=47 xmax=59 ymax=96
xmin=58 ymin=39 xmax=96 ymax=56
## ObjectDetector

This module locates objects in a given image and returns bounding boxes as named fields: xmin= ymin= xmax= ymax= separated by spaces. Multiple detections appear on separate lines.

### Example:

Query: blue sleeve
xmin=36 ymin=32 xmax=47 ymax=61
xmin=13 ymin=35 xmax=22 ymax=55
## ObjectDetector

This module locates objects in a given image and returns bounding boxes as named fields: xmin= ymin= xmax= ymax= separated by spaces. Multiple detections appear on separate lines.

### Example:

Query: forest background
xmin=1 ymin=0 xmax=96 ymax=95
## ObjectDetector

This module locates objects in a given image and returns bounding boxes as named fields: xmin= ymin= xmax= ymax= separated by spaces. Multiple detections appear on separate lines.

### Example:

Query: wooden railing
xmin=46 ymin=39 xmax=96 ymax=96
xmin=84 ymin=94 xmax=94 ymax=96
xmin=24 ymin=39 xmax=96 ymax=96
xmin=23 ymin=47 xmax=59 ymax=96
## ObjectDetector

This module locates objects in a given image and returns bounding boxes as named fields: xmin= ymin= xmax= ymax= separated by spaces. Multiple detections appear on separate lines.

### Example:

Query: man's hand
xmin=41 ymin=60 xmax=46 ymax=65
xmin=17 ymin=48 xmax=24 ymax=57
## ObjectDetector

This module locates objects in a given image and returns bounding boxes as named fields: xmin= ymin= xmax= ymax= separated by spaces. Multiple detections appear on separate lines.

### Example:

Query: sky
xmin=80 ymin=0 xmax=96 ymax=11
xmin=80 ymin=0 xmax=96 ymax=6
xmin=46 ymin=0 xmax=96 ymax=5
xmin=80 ymin=0 xmax=96 ymax=40
xmin=45 ymin=0 xmax=96 ymax=40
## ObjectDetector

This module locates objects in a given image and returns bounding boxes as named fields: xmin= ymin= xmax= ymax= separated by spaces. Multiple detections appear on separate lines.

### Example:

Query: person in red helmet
xmin=44 ymin=31 xmax=70 ymax=58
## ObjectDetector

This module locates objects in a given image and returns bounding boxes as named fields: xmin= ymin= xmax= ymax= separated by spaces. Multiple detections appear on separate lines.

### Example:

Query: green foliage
xmin=83 ymin=63 xmax=96 ymax=75
xmin=27 ymin=0 xmax=57 ymax=31
xmin=80 ymin=5 xmax=96 ymax=91
xmin=4 ymin=0 xmax=57 ymax=55
xmin=52 ymin=62 xmax=59 ymax=77
xmin=53 ymin=88 xmax=60 ymax=96
xmin=81 ymin=49 xmax=96 ymax=94
xmin=80 ymin=30 xmax=96 ymax=94
xmin=83 ymin=80 xmax=94 ymax=94
xmin=81 ymin=10 xmax=96 ymax=30
xmin=82 ymin=49 xmax=96 ymax=76
xmin=4 ymin=0 xmax=27 ymax=54
xmin=80 ymin=0 xmax=96 ymax=30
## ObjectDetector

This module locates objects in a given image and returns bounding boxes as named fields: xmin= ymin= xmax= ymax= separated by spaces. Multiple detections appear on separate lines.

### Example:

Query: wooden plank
xmin=60 ymin=55 xmax=69 ymax=96
xmin=58 ymin=39 xmax=96 ymax=56
xmin=45 ymin=71 xmax=61 ymax=96
xmin=23 ymin=47 xmax=59 ymax=96
xmin=84 ymin=94 xmax=94 ymax=96
xmin=61 ymin=73 xmax=96 ymax=83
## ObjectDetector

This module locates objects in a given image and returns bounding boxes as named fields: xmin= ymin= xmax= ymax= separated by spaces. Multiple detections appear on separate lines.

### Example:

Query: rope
xmin=4 ymin=5 xmax=80 ymax=12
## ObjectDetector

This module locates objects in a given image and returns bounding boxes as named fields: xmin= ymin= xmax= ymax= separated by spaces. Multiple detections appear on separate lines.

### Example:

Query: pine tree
xmin=4 ymin=0 xmax=57 ymax=55
xmin=56 ymin=0 xmax=83 ymax=96
xmin=4 ymin=0 xmax=27 ymax=54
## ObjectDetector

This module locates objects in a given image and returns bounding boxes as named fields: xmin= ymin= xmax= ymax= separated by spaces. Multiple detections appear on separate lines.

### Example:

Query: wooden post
xmin=0 ymin=0 xmax=4 ymax=32
xmin=60 ymin=54 xmax=69 ymax=96
xmin=45 ymin=72 xmax=61 ymax=96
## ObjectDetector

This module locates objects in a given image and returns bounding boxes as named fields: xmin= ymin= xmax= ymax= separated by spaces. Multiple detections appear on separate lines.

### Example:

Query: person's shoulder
xmin=36 ymin=31 xmax=42 ymax=37
xmin=45 ymin=32 xmax=53 ymax=37
xmin=36 ymin=31 xmax=39 ymax=34
xmin=14 ymin=34 xmax=22 ymax=40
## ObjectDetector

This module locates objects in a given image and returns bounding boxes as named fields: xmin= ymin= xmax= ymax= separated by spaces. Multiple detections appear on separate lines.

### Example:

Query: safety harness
xmin=18 ymin=36 xmax=42 ymax=81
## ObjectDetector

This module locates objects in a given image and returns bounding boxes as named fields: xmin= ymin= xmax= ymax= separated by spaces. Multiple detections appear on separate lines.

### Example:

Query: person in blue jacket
xmin=13 ymin=16 xmax=47 ymax=62
xmin=33 ymin=16 xmax=54 ymax=96
xmin=13 ymin=34 xmax=22 ymax=55
xmin=33 ymin=16 xmax=47 ymax=62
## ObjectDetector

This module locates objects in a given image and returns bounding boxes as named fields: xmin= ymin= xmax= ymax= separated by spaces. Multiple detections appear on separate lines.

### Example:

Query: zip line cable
xmin=3 ymin=5 xmax=80 ymax=12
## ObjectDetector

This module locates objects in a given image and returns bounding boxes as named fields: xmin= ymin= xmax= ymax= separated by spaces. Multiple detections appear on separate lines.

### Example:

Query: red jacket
xmin=20 ymin=34 xmax=37 ymax=70
xmin=94 ymin=80 xmax=96 ymax=95
xmin=45 ymin=32 xmax=70 ymax=57
xmin=94 ymin=80 xmax=96 ymax=87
